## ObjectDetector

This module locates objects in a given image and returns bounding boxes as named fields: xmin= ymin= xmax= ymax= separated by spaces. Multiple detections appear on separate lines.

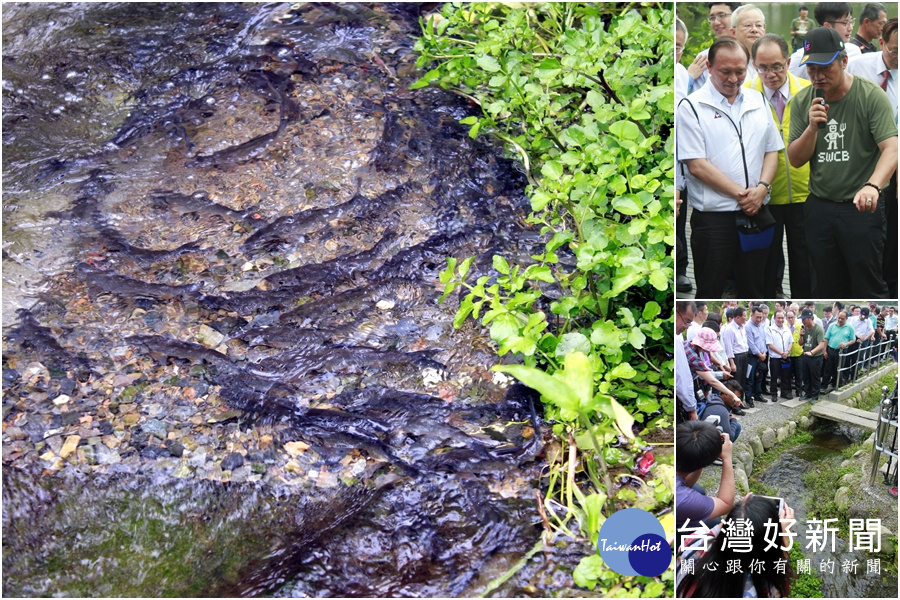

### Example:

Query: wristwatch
xmin=862 ymin=182 xmax=882 ymax=194
xmin=758 ymin=181 xmax=772 ymax=193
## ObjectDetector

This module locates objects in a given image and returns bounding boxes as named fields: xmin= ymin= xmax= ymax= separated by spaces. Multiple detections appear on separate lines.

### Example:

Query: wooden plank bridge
xmin=809 ymin=401 xmax=879 ymax=431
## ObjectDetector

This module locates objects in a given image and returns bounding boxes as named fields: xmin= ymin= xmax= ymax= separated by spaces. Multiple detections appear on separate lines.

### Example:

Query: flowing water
xmin=0 ymin=3 xmax=616 ymax=596
xmin=755 ymin=429 xmax=897 ymax=598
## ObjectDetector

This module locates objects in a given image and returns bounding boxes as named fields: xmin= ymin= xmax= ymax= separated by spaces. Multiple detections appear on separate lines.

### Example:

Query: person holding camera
xmin=675 ymin=420 xmax=735 ymax=536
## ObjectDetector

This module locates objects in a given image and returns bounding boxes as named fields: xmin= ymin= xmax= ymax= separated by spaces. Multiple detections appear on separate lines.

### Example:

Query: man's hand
xmin=687 ymin=53 xmax=706 ymax=80
xmin=737 ymin=185 xmax=767 ymax=215
xmin=719 ymin=432 xmax=733 ymax=461
xmin=809 ymin=96 xmax=828 ymax=129
xmin=853 ymin=185 xmax=880 ymax=213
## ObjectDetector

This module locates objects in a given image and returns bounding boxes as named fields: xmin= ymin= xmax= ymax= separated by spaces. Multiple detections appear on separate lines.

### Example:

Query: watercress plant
xmin=413 ymin=3 xmax=675 ymax=593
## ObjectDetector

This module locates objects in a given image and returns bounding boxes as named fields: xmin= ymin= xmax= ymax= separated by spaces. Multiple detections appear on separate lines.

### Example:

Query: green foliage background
xmin=413 ymin=2 xmax=675 ymax=594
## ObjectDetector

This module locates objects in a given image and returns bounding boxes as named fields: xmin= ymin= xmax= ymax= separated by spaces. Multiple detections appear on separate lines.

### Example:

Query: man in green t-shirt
xmin=787 ymin=27 xmax=898 ymax=298
xmin=798 ymin=308 xmax=826 ymax=403
xmin=822 ymin=310 xmax=855 ymax=391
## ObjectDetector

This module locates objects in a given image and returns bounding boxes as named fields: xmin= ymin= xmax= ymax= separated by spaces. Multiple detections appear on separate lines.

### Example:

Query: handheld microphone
xmin=815 ymin=88 xmax=825 ymax=129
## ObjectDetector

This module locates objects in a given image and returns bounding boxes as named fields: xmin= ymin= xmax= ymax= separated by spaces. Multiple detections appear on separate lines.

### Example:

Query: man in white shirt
xmin=686 ymin=2 xmax=741 ymax=94
xmin=730 ymin=5 xmax=767 ymax=82
xmin=677 ymin=37 xmax=783 ymax=298
xmin=885 ymin=306 xmax=898 ymax=349
xmin=766 ymin=310 xmax=795 ymax=401
xmin=789 ymin=2 xmax=862 ymax=80
xmin=847 ymin=17 xmax=898 ymax=121
xmin=685 ymin=301 xmax=708 ymax=343
xmin=851 ymin=306 xmax=875 ymax=372
xmin=721 ymin=306 xmax=752 ymax=405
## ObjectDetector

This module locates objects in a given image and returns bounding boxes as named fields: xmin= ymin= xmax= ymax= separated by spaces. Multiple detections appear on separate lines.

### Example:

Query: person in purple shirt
xmin=675 ymin=420 xmax=735 ymax=550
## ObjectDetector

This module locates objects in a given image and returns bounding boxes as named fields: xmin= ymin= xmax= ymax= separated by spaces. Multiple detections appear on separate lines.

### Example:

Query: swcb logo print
xmin=597 ymin=508 xmax=671 ymax=577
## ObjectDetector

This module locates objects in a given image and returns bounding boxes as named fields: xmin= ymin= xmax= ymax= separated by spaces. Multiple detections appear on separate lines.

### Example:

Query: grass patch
xmin=856 ymin=374 xmax=896 ymax=412
xmin=788 ymin=544 xmax=824 ymax=598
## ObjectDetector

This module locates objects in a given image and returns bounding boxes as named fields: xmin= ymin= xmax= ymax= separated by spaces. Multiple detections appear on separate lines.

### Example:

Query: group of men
xmin=677 ymin=300 xmax=896 ymax=417
xmin=675 ymin=3 xmax=898 ymax=299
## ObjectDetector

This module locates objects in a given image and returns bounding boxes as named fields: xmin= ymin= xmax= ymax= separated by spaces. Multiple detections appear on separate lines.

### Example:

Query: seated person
xmin=677 ymin=494 xmax=796 ymax=597
xmin=675 ymin=421 xmax=734 ymax=544
xmin=700 ymin=379 xmax=744 ymax=440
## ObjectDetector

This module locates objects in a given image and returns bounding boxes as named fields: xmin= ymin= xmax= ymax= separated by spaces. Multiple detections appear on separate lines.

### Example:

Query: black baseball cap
xmin=800 ymin=308 xmax=815 ymax=319
xmin=799 ymin=27 xmax=845 ymax=66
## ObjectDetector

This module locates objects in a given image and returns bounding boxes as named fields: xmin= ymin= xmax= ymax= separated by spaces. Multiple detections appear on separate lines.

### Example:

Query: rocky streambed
xmin=2 ymin=3 xmax=578 ymax=596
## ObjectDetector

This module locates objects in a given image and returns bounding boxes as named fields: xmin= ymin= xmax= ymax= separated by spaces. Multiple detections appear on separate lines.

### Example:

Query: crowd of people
xmin=676 ymin=300 xmax=896 ymax=420
xmin=675 ymin=3 xmax=898 ymax=299
xmin=674 ymin=299 xmax=897 ymax=597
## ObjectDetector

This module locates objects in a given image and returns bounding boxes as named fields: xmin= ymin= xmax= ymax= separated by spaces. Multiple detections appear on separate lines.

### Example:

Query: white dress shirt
xmin=847 ymin=51 xmax=898 ymax=122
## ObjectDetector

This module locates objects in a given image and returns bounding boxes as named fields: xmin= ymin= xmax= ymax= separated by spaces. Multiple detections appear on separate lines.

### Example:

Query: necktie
xmin=880 ymin=70 xmax=890 ymax=92
xmin=773 ymin=90 xmax=785 ymax=123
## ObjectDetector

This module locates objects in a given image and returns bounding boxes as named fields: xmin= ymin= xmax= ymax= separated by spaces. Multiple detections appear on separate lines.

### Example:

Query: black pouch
xmin=736 ymin=205 xmax=776 ymax=251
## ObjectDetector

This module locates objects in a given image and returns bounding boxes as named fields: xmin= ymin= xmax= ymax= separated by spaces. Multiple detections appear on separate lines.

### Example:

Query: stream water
xmin=1 ymin=3 xmax=612 ymax=596
xmin=755 ymin=429 xmax=897 ymax=598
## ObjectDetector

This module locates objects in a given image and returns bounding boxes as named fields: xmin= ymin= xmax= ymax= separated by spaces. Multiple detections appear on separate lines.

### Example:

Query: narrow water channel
xmin=755 ymin=429 xmax=897 ymax=598
xmin=1 ymin=3 xmax=602 ymax=595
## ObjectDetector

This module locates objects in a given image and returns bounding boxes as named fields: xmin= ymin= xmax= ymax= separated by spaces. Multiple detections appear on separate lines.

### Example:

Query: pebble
xmin=221 ymin=452 xmax=244 ymax=471
xmin=142 ymin=419 xmax=168 ymax=440
xmin=166 ymin=440 xmax=185 ymax=457
xmin=59 ymin=435 xmax=81 ymax=459
xmin=52 ymin=395 xmax=71 ymax=406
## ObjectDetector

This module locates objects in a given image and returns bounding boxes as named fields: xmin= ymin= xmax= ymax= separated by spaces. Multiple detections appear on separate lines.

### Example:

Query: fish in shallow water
xmin=76 ymin=262 xmax=203 ymax=301
xmin=150 ymin=190 xmax=265 ymax=224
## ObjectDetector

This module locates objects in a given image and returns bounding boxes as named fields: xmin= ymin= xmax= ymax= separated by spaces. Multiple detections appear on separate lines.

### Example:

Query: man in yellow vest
xmin=746 ymin=33 xmax=813 ymax=298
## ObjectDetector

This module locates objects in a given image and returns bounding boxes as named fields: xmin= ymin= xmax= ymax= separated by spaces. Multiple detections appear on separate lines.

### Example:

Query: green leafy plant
xmin=414 ymin=2 xmax=674 ymax=593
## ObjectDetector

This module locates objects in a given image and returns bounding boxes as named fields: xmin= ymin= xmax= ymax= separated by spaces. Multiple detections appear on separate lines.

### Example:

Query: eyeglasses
xmin=827 ymin=18 xmax=855 ymax=27
xmin=887 ymin=48 xmax=899 ymax=57
xmin=679 ymin=313 xmax=693 ymax=329
xmin=707 ymin=12 xmax=732 ymax=23
xmin=756 ymin=63 xmax=786 ymax=73
xmin=738 ymin=22 xmax=766 ymax=31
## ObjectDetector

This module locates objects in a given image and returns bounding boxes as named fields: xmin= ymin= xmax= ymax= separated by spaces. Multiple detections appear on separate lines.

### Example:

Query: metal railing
xmin=834 ymin=336 xmax=896 ymax=391
xmin=868 ymin=377 xmax=898 ymax=486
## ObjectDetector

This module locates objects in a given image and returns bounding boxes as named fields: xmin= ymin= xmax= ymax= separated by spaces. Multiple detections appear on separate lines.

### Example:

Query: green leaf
xmin=608 ymin=119 xmax=643 ymax=141
xmin=541 ymin=160 xmax=563 ymax=180
xmin=530 ymin=190 xmax=552 ymax=211
xmin=604 ymin=269 xmax=643 ymax=297
xmin=596 ymin=393 xmax=636 ymax=438
xmin=556 ymin=351 xmax=594 ymax=414
xmin=555 ymin=332 xmax=591 ymax=357
xmin=612 ymin=195 xmax=642 ymax=216
xmin=458 ymin=256 xmax=475 ymax=278
xmin=649 ymin=269 xmax=668 ymax=291
xmin=572 ymin=554 xmax=607 ymax=590
xmin=591 ymin=321 xmax=622 ymax=350
xmin=489 ymin=312 xmax=520 ymax=343
xmin=476 ymin=54 xmax=501 ymax=72
xmin=578 ymin=492 xmax=607 ymax=544
xmin=492 ymin=254 xmax=510 ymax=275
xmin=523 ymin=264 xmax=555 ymax=283
xmin=493 ymin=363 xmax=580 ymax=420
xmin=642 ymin=301 xmax=661 ymax=320
xmin=627 ymin=328 xmax=646 ymax=349
xmin=608 ymin=363 xmax=637 ymax=380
